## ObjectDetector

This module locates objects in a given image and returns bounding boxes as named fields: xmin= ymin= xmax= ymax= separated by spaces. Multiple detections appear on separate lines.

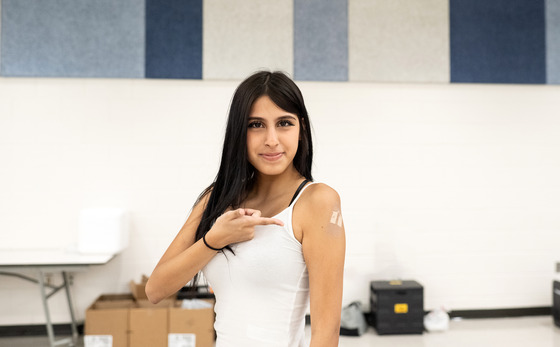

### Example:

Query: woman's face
xmin=246 ymin=95 xmax=300 ymax=177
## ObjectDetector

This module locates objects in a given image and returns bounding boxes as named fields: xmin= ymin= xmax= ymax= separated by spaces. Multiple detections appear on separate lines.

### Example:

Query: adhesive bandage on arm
xmin=330 ymin=210 xmax=343 ymax=227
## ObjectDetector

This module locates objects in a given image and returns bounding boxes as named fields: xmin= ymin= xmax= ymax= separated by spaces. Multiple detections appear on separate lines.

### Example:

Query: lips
xmin=260 ymin=152 xmax=283 ymax=161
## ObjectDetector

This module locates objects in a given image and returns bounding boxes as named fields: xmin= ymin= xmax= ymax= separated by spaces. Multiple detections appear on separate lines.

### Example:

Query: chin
xmin=252 ymin=162 xmax=292 ymax=177
xmin=250 ymin=155 xmax=297 ymax=177
xmin=255 ymin=168 xmax=287 ymax=177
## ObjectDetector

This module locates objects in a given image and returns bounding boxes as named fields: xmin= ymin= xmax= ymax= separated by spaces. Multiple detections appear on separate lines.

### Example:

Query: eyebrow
xmin=248 ymin=115 xmax=298 ymax=121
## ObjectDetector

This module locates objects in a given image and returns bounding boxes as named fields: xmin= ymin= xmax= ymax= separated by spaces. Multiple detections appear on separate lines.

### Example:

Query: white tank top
xmin=202 ymin=183 xmax=315 ymax=347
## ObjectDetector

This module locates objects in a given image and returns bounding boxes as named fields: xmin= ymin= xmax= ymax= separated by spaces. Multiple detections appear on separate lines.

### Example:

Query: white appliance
xmin=78 ymin=207 xmax=129 ymax=254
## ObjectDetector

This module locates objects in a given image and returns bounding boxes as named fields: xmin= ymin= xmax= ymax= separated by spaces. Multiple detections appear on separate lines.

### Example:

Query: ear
xmin=299 ymin=117 xmax=306 ymax=137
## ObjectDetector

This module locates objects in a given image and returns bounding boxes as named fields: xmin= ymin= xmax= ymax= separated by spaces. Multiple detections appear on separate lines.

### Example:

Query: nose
xmin=265 ymin=128 xmax=279 ymax=147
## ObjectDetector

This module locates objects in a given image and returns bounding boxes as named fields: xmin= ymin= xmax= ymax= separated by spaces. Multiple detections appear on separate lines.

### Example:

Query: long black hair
xmin=194 ymin=71 xmax=313 ymax=250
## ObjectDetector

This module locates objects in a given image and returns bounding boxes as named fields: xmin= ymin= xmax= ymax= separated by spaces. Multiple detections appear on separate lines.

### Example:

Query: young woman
xmin=146 ymin=71 xmax=345 ymax=347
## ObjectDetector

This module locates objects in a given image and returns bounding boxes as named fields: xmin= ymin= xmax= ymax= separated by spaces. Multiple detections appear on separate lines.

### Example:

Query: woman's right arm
xmin=145 ymin=194 xmax=217 ymax=304
xmin=145 ymin=194 xmax=284 ymax=304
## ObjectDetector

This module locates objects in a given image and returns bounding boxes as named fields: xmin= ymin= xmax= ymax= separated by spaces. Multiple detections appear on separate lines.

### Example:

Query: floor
xmin=0 ymin=316 xmax=559 ymax=347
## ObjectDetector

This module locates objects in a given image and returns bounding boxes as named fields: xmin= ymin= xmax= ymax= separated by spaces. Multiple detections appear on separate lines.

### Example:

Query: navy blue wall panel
xmin=145 ymin=0 xmax=203 ymax=79
xmin=450 ymin=0 xmax=546 ymax=84
xmin=0 ymin=0 xmax=144 ymax=78
xmin=294 ymin=0 xmax=348 ymax=81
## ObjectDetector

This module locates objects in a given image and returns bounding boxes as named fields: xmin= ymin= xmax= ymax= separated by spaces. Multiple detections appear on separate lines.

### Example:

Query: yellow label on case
xmin=389 ymin=280 xmax=402 ymax=285
xmin=394 ymin=303 xmax=408 ymax=314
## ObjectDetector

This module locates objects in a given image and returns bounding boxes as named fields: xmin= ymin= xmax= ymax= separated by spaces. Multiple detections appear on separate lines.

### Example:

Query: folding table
xmin=0 ymin=249 xmax=115 ymax=347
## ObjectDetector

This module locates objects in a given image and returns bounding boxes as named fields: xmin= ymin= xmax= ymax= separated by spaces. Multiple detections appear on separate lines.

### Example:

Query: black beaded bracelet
xmin=203 ymin=233 xmax=223 ymax=251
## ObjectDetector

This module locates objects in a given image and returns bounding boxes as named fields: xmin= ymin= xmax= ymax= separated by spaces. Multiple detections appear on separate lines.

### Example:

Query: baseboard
xmin=308 ymin=306 xmax=552 ymax=326
xmin=0 ymin=323 xmax=84 ymax=337
xmin=449 ymin=306 xmax=552 ymax=319
xmin=1 ymin=307 xmax=552 ymax=337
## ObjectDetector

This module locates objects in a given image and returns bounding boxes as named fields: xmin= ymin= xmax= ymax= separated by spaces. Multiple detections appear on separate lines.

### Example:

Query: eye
xmin=278 ymin=120 xmax=294 ymax=127
xmin=248 ymin=121 xmax=264 ymax=128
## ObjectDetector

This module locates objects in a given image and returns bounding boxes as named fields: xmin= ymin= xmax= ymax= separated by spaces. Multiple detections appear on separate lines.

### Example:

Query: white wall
xmin=0 ymin=77 xmax=559 ymax=325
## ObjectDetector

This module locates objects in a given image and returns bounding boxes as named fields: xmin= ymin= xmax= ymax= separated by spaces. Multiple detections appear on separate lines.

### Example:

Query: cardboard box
xmin=93 ymin=294 xmax=135 ymax=309
xmin=85 ymin=294 xmax=133 ymax=347
xmin=136 ymin=298 xmax=175 ymax=309
xmin=129 ymin=307 xmax=168 ymax=347
xmin=85 ymin=294 xmax=215 ymax=347
xmin=169 ymin=299 xmax=215 ymax=347
xmin=129 ymin=275 xmax=149 ymax=301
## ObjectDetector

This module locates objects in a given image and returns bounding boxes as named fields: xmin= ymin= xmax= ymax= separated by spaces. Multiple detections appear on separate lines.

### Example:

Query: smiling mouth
xmin=261 ymin=153 xmax=283 ymax=161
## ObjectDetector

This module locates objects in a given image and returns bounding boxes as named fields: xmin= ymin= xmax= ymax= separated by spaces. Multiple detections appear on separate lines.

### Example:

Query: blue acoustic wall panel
xmin=294 ymin=0 xmax=348 ymax=81
xmin=547 ymin=0 xmax=560 ymax=84
xmin=145 ymin=0 xmax=203 ymax=79
xmin=450 ymin=0 xmax=546 ymax=84
xmin=349 ymin=0 xmax=450 ymax=83
xmin=203 ymin=0 xmax=293 ymax=80
xmin=0 ymin=0 xmax=144 ymax=78
xmin=0 ymin=0 xmax=3 ymax=72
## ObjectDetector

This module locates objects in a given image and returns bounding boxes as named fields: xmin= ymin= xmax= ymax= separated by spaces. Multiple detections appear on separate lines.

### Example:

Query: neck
xmin=252 ymin=166 xmax=304 ymax=198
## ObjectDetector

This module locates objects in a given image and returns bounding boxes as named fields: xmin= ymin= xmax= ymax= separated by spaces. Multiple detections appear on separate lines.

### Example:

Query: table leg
xmin=62 ymin=271 xmax=78 ymax=344
xmin=38 ymin=269 xmax=56 ymax=347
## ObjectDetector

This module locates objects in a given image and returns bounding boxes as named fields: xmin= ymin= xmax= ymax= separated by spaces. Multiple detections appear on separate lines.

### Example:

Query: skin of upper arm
xmin=145 ymin=192 xmax=210 ymax=302
xmin=155 ymin=193 xmax=208 ymax=267
xmin=298 ymin=184 xmax=346 ymax=346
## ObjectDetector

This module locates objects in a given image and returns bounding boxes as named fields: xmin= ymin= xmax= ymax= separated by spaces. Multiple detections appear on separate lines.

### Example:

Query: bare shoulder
xmin=192 ymin=188 xmax=212 ymax=214
xmin=294 ymin=183 xmax=344 ymax=245
xmin=299 ymin=183 xmax=341 ymax=211
xmin=294 ymin=183 xmax=342 ymax=233
xmin=177 ymin=187 xmax=212 ymax=242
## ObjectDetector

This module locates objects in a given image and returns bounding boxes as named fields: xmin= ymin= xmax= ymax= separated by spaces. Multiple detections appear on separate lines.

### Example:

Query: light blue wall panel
xmin=294 ymin=0 xmax=348 ymax=81
xmin=547 ymin=0 xmax=560 ymax=84
xmin=0 ymin=0 xmax=144 ymax=78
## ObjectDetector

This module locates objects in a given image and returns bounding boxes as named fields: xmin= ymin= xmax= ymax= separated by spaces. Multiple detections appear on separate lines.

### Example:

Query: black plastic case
xmin=370 ymin=280 xmax=424 ymax=335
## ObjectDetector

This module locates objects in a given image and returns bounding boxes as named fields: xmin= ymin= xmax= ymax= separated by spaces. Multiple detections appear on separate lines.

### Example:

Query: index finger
xmin=250 ymin=217 xmax=284 ymax=227
xmin=243 ymin=208 xmax=262 ymax=218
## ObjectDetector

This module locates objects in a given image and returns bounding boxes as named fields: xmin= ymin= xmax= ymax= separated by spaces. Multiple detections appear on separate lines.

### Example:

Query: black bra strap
xmin=289 ymin=179 xmax=310 ymax=206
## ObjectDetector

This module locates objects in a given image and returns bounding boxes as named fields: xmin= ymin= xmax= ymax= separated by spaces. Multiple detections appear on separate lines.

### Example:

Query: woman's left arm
xmin=299 ymin=184 xmax=346 ymax=347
